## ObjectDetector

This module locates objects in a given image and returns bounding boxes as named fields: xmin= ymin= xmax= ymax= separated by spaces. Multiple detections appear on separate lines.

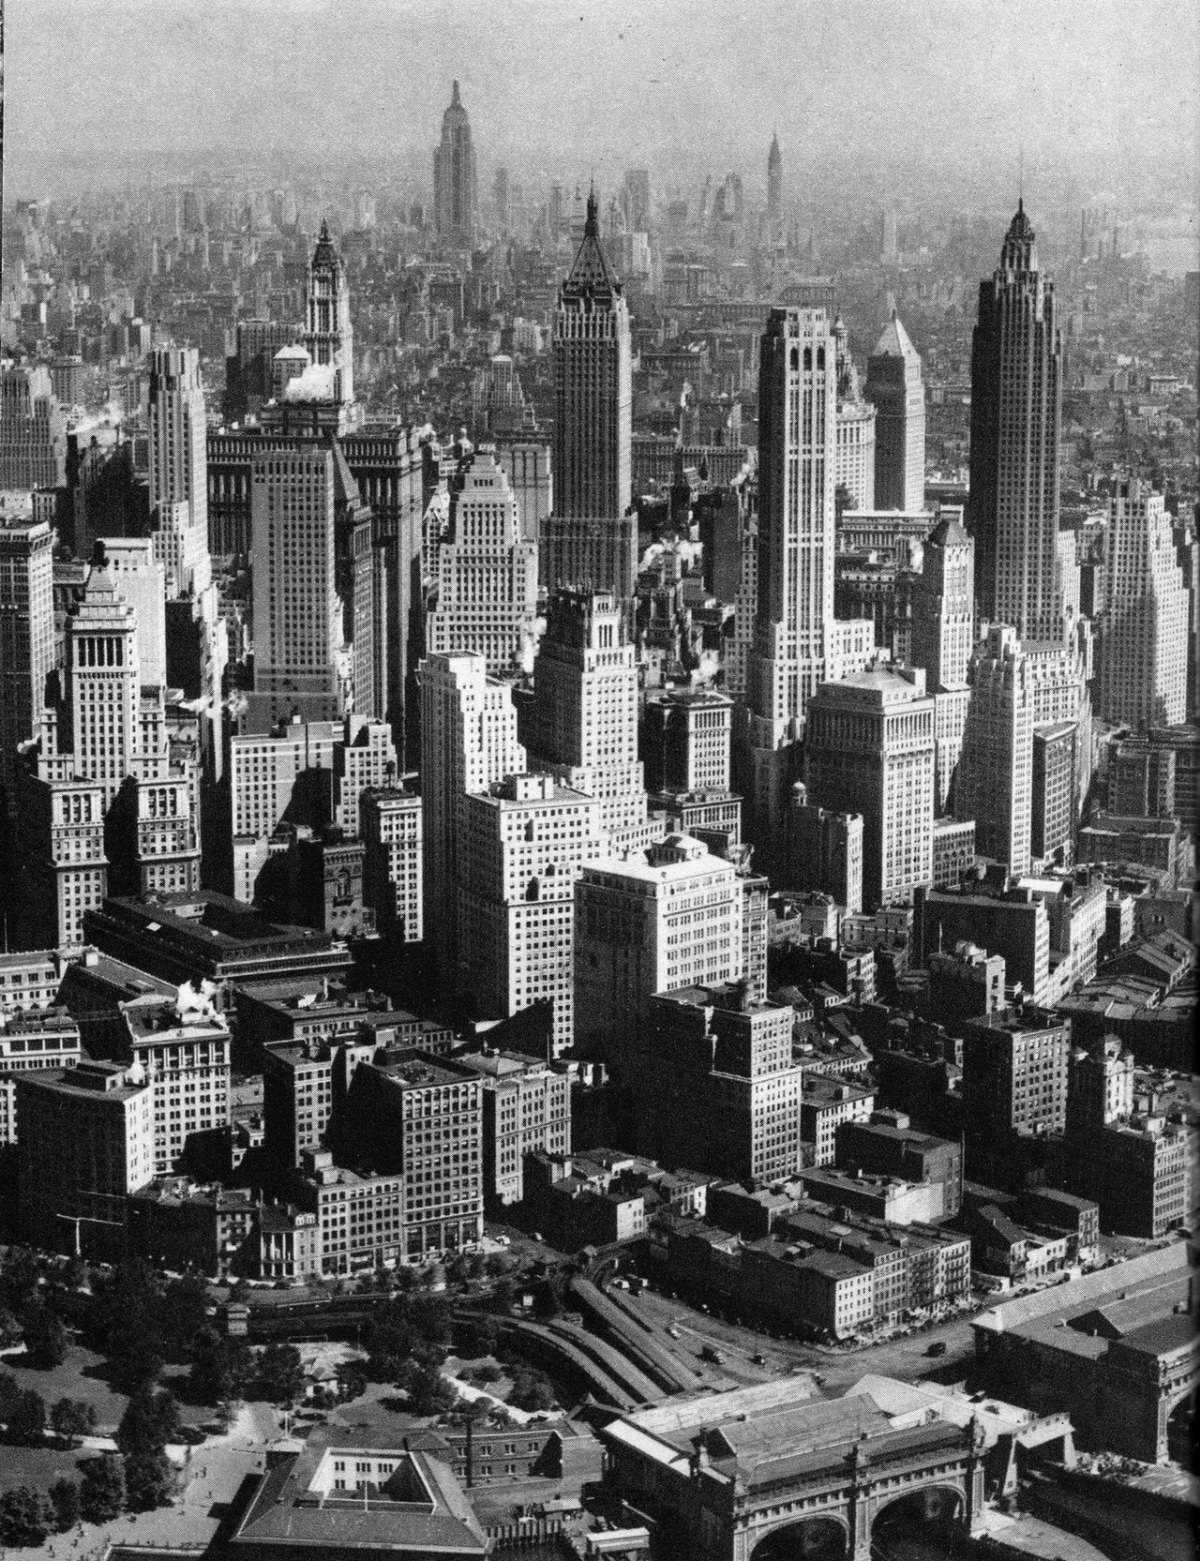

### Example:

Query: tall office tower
xmin=458 ymin=773 xmax=605 ymax=1055
xmin=880 ymin=207 xmax=899 ymax=264
xmin=425 ymin=448 xmax=539 ymax=674
xmin=803 ymin=667 xmax=936 ymax=910
xmin=247 ymin=447 xmax=346 ymax=732
xmin=1098 ymin=479 xmax=1189 ymax=729
xmin=575 ymin=834 xmax=744 ymax=1076
xmin=418 ymin=652 xmax=525 ymax=986
xmin=432 ymin=80 xmax=478 ymax=249
xmin=956 ymin=625 xmax=1034 ymax=875
xmin=13 ymin=559 xmax=202 ymax=946
xmin=833 ymin=321 xmax=876 ymax=511
xmin=361 ymin=786 xmax=423 ymax=944
xmin=968 ymin=203 xmax=1065 ymax=642
xmin=493 ymin=165 xmax=509 ymax=233
xmin=226 ymin=715 xmax=393 ymax=905
xmin=303 ymin=223 xmax=355 ymax=406
xmin=101 ymin=538 xmax=167 ymax=687
xmin=147 ymin=347 xmax=209 ymax=577
xmin=63 ymin=562 xmax=140 ymax=807
xmin=622 ymin=168 xmax=650 ymax=231
xmin=0 ymin=363 xmax=67 ymax=490
xmin=766 ymin=134 xmax=782 ymax=229
xmin=640 ymin=986 xmax=805 ymax=1186
xmin=911 ymin=512 xmax=975 ymax=690
xmin=744 ymin=309 xmax=875 ymax=851
xmin=543 ymin=192 xmax=635 ymax=600
xmin=865 ymin=312 xmax=926 ymax=512
xmin=519 ymin=590 xmax=649 ymax=845
xmin=223 ymin=319 xmax=298 ymax=424
xmin=911 ymin=513 xmax=975 ymax=810
xmin=641 ymin=688 xmax=742 ymax=841
xmin=0 ymin=506 xmax=53 ymax=820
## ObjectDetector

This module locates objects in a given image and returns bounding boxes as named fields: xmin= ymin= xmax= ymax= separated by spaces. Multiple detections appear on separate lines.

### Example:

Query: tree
xmin=125 ymin=1449 xmax=176 ymax=1512
xmin=21 ymin=1303 xmax=68 ymax=1368
xmin=0 ymin=1305 xmax=23 ymax=1346
xmin=399 ymin=1360 xmax=457 ymax=1417
xmin=51 ymin=1396 xmax=97 ymax=1447
xmin=0 ymin=1368 xmax=21 ymax=1421
xmin=255 ymin=1344 xmax=305 ymax=1405
xmin=189 ymin=1328 xmax=253 ymax=1405
xmin=160 ymin=1276 xmax=209 ymax=1358
xmin=49 ymin=1476 xmax=81 ymax=1532
xmin=7 ymin=1387 xmax=48 ymax=1444
xmin=0 ymin=1485 xmax=54 ymax=1548
xmin=0 ymin=1245 xmax=41 ymax=1313
xmin=508 ymin=1366 xmax=554 ymax=1412
xmin=117 ymin=1387 xmax=182 ymax=1455
xmin=335 ymin=1362 xmax=367 ymax=1403
xmin=80 ymin=1454 xmax=127 ymax=1523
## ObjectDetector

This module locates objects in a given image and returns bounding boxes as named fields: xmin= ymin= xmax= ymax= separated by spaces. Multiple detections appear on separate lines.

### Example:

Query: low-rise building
xmin=800 ymin=1074 xmax=876 ymax=1166
xmin=229 ymin=1428 xmax=489 ymax=1559
xmin=972 ymin=1245 xmax=1194 ymax=1463
xmin=16 ymin=1060 xmax=155 ymax=1258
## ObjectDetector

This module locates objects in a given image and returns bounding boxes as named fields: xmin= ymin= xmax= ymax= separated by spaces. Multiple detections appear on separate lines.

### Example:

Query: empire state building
xmin=433 ymin=80 xmax=478 ymax=249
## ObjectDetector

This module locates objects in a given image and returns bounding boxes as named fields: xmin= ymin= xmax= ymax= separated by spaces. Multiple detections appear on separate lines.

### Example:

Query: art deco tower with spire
xmin=968 ymin=201 xmax=1064 ymax=642
xmin=543 ymin=189 xmax=635 ymax=599
xmin=433 ymin=80 xmax=478 ymax=249
xmin=767 ymin=134 xmax=782 ymax=229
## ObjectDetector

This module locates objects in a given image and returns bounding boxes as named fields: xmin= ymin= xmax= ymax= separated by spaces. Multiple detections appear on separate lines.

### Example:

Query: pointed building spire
xmin=451 ymin=79 xmax=461 ymax=107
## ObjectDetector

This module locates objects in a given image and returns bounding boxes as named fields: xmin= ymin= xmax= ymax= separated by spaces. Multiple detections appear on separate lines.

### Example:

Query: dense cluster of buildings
xmin=0 ymin=87 xmax=1194 ymax=1452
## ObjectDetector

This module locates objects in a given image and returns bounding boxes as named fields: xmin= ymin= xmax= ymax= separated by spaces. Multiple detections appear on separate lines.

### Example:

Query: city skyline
xmin=4 ymin=0 xmax=1198 ymax=233
xmin=0 ymin=1 xmax=1193 ymax=1547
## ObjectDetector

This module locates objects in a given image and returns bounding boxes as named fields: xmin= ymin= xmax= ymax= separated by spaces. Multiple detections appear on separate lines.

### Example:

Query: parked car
xmin=925 ymin=1340 xmax=948 ymax=1357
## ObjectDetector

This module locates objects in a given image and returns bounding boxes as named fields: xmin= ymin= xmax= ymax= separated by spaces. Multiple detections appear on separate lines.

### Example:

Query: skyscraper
xmin=741 ymin=309 xmax=874 ymax=849
xmin=968 ymin=203 xmax=1065 ymax=642
xmin=247 ymin=447 xmax=346 ymax=732
xmin=803 ymin=667 xmax=936 ymax=910
xmin=458 ymin=772 xmax=605 ymax=1055
xmin=433 ymin=81 xmax=478 ymax=249
xmin=833 ymin=320 xmax=876 ymax=511
xmin=956 ymin=625 xmax=1034 ymax=875
xmin=1097 ymin=478 xmax=1189 ymax=729
xmin=911 ymin=513 xmax=975 ymax=811
xmin=766 ymin=134 xmax=782 ymax=230
xmin=519 ymin=590 xmax=648 ymax=845
xmin=303 ymin=223 xmax=355 ymax=407
xmin=865 ymin=312 xmax=926 ymax=512
xmin=0 ymin=504 xmax=53 ymax=820
xmin=747 ymin=309 xmax=838 ymax=738
xmin=147 ymin=346 xmax=209 ymax=572
xmin=0 ymin=363 xmax=67 ymax=491
xmin=425 ymin=448 xmax=539 ymax=675
xmin=418 ymin=652 xmax=525 ymax=985
xmin=543 ymin=192 xmax=634 ymax=599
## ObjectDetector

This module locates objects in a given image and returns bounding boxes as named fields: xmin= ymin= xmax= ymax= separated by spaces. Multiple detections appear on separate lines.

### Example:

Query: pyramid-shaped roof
xmin=329 ymin=438 xmax=361 ymax=509
xmin=871 ymin=310 xmax=920 ymax=361
xmin=561 ymin=191 xmax=621 ymax=301
xmin=927 ymin=510 xmax=969 ymax=548
xmin=310 ymin=220 xmax=339 ymax=272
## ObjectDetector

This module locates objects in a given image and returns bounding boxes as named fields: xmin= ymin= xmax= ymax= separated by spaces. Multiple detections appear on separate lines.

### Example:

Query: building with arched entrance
xmin=599 ymin=1377 xmax=989 ymax=1560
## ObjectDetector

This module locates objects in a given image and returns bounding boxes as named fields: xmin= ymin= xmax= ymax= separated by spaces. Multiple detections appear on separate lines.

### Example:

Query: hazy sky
xmin=8 ymin=0 xmax=1198 ymax=206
